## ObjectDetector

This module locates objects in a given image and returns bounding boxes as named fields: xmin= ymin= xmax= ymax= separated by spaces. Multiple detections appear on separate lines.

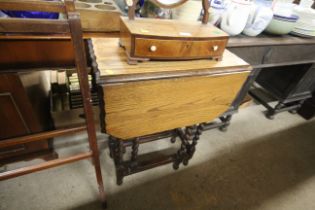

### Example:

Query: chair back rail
xmin=0 ymin=0 xmax=66 ymax=13
xmin=0 ymin=18 xmax=70 ymax=33
xmin=0 ymin=0 xmax=76 ymax=34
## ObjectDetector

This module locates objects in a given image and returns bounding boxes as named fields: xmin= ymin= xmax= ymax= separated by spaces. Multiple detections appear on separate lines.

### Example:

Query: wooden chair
xmin=0 ymin=0 xmax=107 ymax=207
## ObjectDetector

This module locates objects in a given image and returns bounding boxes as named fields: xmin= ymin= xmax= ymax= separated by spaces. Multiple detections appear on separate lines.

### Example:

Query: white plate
xmin=291 ymin=31 xmax=315 ymax=38
xmin=292 ymin=28 xmax=315 ymax=36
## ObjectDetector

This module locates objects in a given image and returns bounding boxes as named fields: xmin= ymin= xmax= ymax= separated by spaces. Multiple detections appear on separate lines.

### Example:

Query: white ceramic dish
xmin=264 ymin=14 xmax=299 ymax=35
xmin=243 ymin=5 xmax=273 ymax=36
xmin=273 ymin=2 xmax=296 ymax=17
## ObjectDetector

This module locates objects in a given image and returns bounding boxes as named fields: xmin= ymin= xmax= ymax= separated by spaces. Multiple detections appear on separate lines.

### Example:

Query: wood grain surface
xmin=92 ymin=38 xmax=251 ymax=83
xmin=120 ymin=17 xmax=228 ymax=39
xmin=134 ymin=38 xmax=226 ymax=59
xmin=101 ymin=72 xmax=249 ymax=139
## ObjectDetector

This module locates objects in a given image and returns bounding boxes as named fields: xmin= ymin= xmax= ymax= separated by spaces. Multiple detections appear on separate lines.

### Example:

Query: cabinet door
xmin=0 ymin=74 xmax=49 ymax=161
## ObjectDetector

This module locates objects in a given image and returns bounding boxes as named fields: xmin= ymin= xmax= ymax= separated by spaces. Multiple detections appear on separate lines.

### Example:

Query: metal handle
xmin=212 ymin=45 xmax=219 ymax=51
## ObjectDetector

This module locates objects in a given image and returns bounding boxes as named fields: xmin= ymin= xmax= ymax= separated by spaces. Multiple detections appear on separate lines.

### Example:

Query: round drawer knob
xmin=150 ymin=45 xmax=157 ymax=52
xmin=212 ymin=45 xmax=219 ymax=51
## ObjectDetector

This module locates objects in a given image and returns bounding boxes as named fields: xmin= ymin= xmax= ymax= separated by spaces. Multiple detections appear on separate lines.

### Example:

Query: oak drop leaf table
xmin=89 ymin=38 xmax=252 ymax=185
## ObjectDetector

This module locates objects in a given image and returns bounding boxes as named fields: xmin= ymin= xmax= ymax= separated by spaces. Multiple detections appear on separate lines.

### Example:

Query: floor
xmin=1 ymin=104 xmax=315 ymax=210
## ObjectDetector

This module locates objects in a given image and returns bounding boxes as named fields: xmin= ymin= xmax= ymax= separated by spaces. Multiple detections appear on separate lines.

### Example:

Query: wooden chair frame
xmin=0 ymin=0 xmax=107 ymax=207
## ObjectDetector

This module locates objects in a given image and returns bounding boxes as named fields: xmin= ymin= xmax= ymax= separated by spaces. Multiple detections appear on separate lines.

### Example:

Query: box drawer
xmin=134 ymin=38 xmax=227 ymax=59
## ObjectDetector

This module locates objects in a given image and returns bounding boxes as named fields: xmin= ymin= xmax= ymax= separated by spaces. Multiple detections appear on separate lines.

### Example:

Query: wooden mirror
xmin=126 ymin=0 xmax=209 ymax=24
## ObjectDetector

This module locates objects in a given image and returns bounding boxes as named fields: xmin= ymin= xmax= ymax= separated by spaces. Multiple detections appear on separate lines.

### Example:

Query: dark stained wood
xmin=0 ymin=151 xmax=92 ymax=181
xmin=65 ymin=0 xmax=106 ymax=205
xmin=202 ymin=0 xmax=210 ymax=24
xmin=0 ymin=32 xmax=120 ymax=40
xmin=228 ymin=35 xmax=315 ymax=47
xmin=0 ymin=0 xmax=66 ymax=13
xmin=0 ymin=93 xmax=29 ymax=140
xmin=0 ymin=125 xmax=86 ymax=149
xmin=0 ymin=18 xmax=70 ymax=34
xmin=0 ymin=40 xmax=75 ymax=70
xmin=0 ymin=74 xmax=43 ymax=135
xmin=0 ymin=0 xmax=106 ymax=207
xmin=0 ymin=74 xmax=51 ymax=161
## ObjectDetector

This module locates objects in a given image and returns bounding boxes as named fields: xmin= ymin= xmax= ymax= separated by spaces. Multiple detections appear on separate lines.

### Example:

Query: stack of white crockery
xmin=291 ymin=3 xmax=315 ymax=37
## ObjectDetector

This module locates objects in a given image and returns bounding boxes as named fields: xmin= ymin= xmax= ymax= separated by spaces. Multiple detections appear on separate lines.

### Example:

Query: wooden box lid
xmin=121 ymin=17 xmax=228 ymax=39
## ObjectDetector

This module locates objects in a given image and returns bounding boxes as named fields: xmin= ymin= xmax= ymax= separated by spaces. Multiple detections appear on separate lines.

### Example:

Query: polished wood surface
xmin=0 ymin=18 xmax=70 ymax=34
xmin=134 ymin=38 xmax=226 ymax=59
xmin=102 ymin=72 xmax=249 ymax=139
xmin=120 ymin=17 xmax=227 ymax=39
xmin=92 ymin=38 xmax=250 ymax=82
xmin=119 ymin=16 xmax=228 ymax=62
xmin=0 ymin=40 xmax=75 ymax=70
xmin=92 ymin=38 xmax=251 ymax=139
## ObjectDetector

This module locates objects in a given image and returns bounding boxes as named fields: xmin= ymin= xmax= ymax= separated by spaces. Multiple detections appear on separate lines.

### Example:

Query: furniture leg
xmin=67 ymin=7 xmax=106 ymax=207
xmin=219 ymin=115 xmax=232 ymax=132
xmin=183 ymin=123 xmax=205 ymax=166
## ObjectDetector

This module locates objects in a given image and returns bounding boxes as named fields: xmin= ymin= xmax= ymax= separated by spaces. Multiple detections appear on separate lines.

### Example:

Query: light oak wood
xmin=101 ymin=72 xmax=249 ymax=139
xmin=92 ymin=38 xmax=251 ymax=83
xmin=75 ymin=0 xmax=121 ymax=32
xmin=92 ymin=38 xmax=251 ymax=139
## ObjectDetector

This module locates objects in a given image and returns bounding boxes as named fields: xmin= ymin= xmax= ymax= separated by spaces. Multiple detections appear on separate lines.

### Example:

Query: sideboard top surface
xmin=92 ymin=38 xmax=251 ymax=83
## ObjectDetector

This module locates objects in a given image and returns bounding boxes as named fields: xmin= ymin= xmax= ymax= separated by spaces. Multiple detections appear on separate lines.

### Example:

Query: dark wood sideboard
xmin=227 ymin=35 xmax=315 ymax=120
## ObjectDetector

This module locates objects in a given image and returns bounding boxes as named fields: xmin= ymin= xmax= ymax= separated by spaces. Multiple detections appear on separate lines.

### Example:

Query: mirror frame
xmin=149 ymin=0 xmax=189 ymax=9
xmin=126 ymin=0 xmax=209 ymax=24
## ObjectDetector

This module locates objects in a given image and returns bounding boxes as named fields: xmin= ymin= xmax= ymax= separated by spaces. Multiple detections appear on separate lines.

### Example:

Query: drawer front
xmin=101 ymin=71 xmax=249 ymax=139
xmin=134 ymin=38 xmax=227 ymax=59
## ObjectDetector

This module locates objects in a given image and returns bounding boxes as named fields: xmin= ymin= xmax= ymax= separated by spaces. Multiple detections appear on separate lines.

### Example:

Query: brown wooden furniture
xmin=0 ymin=73 xmax=56 ymax=164
xmin=89 ymin=38 xmax=251 ymax=184
xmin=227 ymin=35 xmax=315 ymax=120
xmin=75 ymin=0 xmax=122 ymax=32
xmin=0 ymin=0 xmax=106 ymax=208
xmin=120 ymin=0 xmax=228 ymax=64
